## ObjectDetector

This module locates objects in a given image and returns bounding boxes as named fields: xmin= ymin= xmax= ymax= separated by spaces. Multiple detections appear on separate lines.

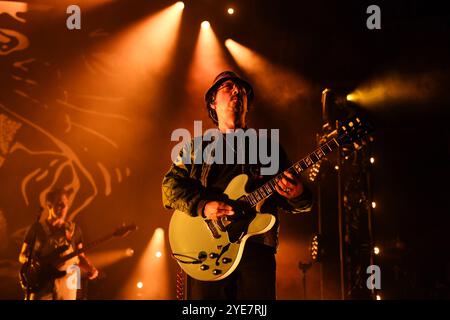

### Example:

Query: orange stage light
xmin=225 ymin=39 xmax=311 ymax=108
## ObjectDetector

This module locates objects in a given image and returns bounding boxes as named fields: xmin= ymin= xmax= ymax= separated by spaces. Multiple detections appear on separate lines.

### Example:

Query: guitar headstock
xmin=336 ymin=116 xmax=372 ymax=146
xmin=113 ymin=224 xmax=138 ymax=238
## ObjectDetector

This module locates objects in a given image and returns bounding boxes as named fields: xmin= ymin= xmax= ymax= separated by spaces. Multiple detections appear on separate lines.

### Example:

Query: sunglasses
xmin=216 ymin=81 xmax=247 ymax=94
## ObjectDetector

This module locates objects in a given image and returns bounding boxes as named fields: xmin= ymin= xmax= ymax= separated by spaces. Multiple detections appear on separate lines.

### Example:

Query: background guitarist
xmin=19 ymin=188 xmax=98 ymax=300
xmin=162 ymin=71 xmax=313 ymax=299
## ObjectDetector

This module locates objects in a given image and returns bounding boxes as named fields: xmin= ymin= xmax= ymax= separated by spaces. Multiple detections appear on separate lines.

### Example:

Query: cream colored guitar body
xmin=169 ymin=174 xmax=276 ymax=281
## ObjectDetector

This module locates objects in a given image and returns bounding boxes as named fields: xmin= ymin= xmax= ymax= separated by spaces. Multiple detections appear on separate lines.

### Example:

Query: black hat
xmin=205 ymin=71 xmax=254 ymax=107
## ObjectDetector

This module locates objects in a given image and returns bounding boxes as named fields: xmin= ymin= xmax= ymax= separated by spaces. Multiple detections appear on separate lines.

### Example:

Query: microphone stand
xmin=298 ymin=261 xmax=312 ymax=299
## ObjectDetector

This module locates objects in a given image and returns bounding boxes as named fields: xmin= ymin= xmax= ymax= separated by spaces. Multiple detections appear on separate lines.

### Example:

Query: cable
xmin=176 ymin=267 xmax=185 ymax=300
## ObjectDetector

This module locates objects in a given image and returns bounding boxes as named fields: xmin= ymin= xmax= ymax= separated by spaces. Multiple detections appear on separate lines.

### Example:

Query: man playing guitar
xmin=19 ymin=188 xmax=98 ymax=300
xmin=162 ymin=71 xmax=313 ymax=299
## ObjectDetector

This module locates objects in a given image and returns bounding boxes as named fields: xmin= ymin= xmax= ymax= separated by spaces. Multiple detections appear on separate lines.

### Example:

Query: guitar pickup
xmin=205 ymin=219 xmax=221 ymax=239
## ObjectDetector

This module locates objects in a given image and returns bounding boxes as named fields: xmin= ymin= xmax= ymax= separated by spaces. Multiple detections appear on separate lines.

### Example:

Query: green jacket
xmin=162 ymin=135 xmax=313 ymax=249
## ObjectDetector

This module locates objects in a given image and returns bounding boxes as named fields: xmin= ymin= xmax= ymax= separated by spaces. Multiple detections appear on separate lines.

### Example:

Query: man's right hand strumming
xmin=203 ymin=201 xmax=235 ymax=221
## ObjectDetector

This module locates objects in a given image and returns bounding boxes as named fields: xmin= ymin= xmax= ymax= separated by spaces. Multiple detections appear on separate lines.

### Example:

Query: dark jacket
xmin=162 ymin=134 xmax=313 ymax=250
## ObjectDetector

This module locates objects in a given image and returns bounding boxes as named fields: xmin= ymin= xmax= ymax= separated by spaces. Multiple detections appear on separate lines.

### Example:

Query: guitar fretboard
xmin=243 ymin=138 xmax=340 ymax=207
xmin=55 ymin=232 xmax=114 ymax=265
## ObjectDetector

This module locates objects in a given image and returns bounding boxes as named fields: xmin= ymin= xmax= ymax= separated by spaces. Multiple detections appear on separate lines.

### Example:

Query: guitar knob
xmin=209 ymin=253 xmax=219 ymax=259
xmin=212 ymin=269 xmax=222 ymax=275
xmin=198 ymin=251 xmax=207 ymax=261
xmin=200 ymin=265 xmax=209 ymax=271
xmin=221 ymin=257 xmax=232 ymax=264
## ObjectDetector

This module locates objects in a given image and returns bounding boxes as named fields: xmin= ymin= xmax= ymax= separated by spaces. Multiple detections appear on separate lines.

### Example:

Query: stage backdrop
xmin=0 ymin=0 xmax=324 ymax=299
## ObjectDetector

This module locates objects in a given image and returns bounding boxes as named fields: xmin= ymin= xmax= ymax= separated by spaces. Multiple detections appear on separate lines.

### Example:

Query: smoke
xmin=349 ymin=70 xmax=449 ymax=108
xmin=225 ymin=39 xmax=312 ymax=108
xmin=254 ymin=66 xmax=312 ymax=108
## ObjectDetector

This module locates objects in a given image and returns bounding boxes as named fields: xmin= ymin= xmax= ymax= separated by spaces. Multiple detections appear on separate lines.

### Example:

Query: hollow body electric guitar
xmin=169 ymin=117 xmax=369 ymax=281
xmin=19 ymin=224 xmax=137 ymax=294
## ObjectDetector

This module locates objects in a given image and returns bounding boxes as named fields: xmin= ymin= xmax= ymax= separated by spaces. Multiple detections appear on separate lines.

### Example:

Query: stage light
xmin=372 ymin=201 xmax=376 ymax=209
xmin=155 ymin=227 xmax=164 ymax=238
xmin=201 ymin=21 xmax=210 ymax=29
xmin=346 ymin=91 xmax=362 ymax=103
xmin=187 ymin=20 xmax=230 ymax=105
xmin=370 ymin=157 xmax=375 ymax=164
xmin=308 ymin=161 xmax=321 ymax=182
xmin=175 ymin=1 xmax=185 ymax=10
xmin=98 ymin=1 xmax=184 ymax=100
xmin=310 ymin=234 xmax=322 ymax=262
xmin=334 ymin=165 xmax=339 ymax=170
xmin=376 ymin=294 xmax=382 ymax=300
xmin=119 ymin=227 xmax=169 ymax=299
xmin=225 ymin=39 xmax=311 ymax=108
xmin=374 ymin=246 xmax=380 ymax=255
xmin=88 ymin=248 xmax=135 ymax=268
xmin=227 ymin=8 xmax=235 ymax=15
xmin=345 ymin=71 xmax=444 ymax=108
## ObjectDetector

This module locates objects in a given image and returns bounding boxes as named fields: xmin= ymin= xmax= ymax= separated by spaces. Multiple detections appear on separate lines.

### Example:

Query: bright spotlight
xmin=370 ymin=157 xmax=375 ymax=164
xmin=376 ymin=294 xmax=381 ymax=300
xmin=227 ymin=8 xmax=235 ymax=15
xmin=187 ymin=20 xmax=230 ymax=103
xmin=102 ymin=1 xmax=184 ymax=102
xmin=175 ymin=1 xmax=185 ymax=10
xmin=374 ymin=246 xmax=380 ymax=255
xmin=372 ymin=201 xmax=376 ymax=209
xmin=126 ymin=248 xmax=135 ymax=257
xmin=119 ymin=227 xmax=168 ymax=299
xmin=155 ymin=227 xmax=164 ymax=237
xmin=201 ymin=21 xmax=210 ymax=29
xmin=346 ymin=91 xmax=361 ymax=103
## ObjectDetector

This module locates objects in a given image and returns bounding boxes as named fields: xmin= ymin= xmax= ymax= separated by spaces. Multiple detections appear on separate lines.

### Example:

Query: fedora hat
xmin=205 ymin=71 xmax=254 ymax=107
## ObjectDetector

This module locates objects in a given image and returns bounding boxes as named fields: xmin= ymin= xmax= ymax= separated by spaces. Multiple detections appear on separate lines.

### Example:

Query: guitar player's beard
xmin=230 ymin=99 xmax=245 ymax=127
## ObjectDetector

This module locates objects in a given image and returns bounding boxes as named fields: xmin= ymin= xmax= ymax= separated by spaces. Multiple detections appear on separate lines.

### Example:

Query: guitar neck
xmin=244 ymin=138 xmax=340 ymax=207
xmin=55 ymin=233 xmax=114 ymax=265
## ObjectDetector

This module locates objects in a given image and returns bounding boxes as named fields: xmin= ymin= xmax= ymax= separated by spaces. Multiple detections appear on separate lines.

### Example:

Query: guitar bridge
xmin=216 ymin=218 xmax=227 ymax=232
